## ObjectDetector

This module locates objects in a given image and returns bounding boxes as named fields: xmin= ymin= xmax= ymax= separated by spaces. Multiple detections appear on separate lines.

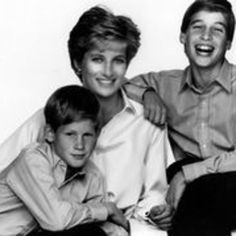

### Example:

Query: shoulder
xmin=84 ymin=160 xmax=104 ymax=180
xmin=12 ymin=142 xmax=52 ymax=170
xmin=145 ymin=69 xmax=185 ymax=81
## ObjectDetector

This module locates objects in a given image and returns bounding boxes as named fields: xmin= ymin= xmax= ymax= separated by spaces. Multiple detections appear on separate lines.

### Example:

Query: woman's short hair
xmin=68 ymin=6 xmax=141 ymax=73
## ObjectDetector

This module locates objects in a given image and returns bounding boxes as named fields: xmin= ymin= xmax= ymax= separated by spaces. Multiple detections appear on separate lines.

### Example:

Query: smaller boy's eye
xmin=84 ymin=132 xmax=95 ymax=138
xmin=115 ymin=58 xmax=126 ymax=64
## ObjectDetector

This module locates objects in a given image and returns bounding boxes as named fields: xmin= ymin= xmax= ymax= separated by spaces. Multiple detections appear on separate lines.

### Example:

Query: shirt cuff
xmin=182 ymin=162 xmax=207 ymax=182
xmin=87 ymin=203 xmax=109 ymax=222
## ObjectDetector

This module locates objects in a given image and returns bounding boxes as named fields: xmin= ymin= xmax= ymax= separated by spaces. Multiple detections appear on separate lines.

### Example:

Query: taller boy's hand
xmin=166 ymin=171 xmax=186 ymax=209
xmin=143 ymin=89 xmax=166 ymax=126
xmin=104 ymin=202 xmax=130 ymax=232
xmin=148 ymin=204 xmax=173 ymax=230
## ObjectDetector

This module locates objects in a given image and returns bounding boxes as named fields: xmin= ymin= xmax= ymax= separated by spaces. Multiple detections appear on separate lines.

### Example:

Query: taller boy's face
xmin=51 ymin=120 xmax=97 ymax=169
xmin=79 ymin=39 xmax=128 ymax=100
xmin=180 ymin=10 xmax=231 ymax=69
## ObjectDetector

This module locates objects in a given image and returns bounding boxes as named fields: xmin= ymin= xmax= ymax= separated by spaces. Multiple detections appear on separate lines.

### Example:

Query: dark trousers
xmin=27 ymin=224 xmax=107 ymax=236
xmin=167 ymin=157 xmax=236 ymax=236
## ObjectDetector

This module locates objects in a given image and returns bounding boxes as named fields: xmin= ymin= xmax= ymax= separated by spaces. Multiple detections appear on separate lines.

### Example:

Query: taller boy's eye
xmin=192 ymin=24 xmax=203 ymax=30
xmin=213 ymin=26 xmax=225 ymax=33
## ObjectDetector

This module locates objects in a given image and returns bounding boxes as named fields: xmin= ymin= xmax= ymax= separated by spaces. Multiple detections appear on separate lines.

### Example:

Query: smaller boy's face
xmin=180 ymin=10 xmax=231 ymax=70
xmin=51 ymin=120 xmax=97 ymax=169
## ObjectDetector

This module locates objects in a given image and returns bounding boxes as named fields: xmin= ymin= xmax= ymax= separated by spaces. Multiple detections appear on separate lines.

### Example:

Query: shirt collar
xmin=120 ymin=89 xmax=137 ymax=114
xmin=47 ymin=142 xmax=87 ymax=179
xmin=180 ymin=60 xmax=232 ymax=93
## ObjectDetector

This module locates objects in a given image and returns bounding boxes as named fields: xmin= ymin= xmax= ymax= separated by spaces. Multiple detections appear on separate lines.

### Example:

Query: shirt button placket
xmin=199 ymin=95 xmax=210 ymax=157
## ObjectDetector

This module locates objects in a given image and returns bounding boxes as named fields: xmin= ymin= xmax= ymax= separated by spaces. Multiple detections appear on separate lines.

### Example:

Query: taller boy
xmin=126 ymin=0 xmax=236 ymax=235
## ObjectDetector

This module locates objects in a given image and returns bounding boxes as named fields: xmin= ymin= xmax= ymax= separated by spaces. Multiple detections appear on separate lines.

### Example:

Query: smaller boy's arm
xmin=7 ymin=151 xmax=108 ymax=231
xmin=0 ymin=109 xmax=45 ymax=172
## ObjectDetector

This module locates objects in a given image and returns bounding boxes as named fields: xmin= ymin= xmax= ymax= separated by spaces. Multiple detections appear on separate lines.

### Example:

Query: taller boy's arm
xmin=182 ymin=150 xmax=236 ymax=182
xmin=0 ymin=109 xmax=45 ymax=172
xmin=7 ymin=151 xmax=109 ymax=231
xmin=124 ymin=73 xmax=160 ymax=103
xmin=131 ymin=128 xmax=174 ymax=222
xmin=124 ymin=73 xmax=166 ymax=125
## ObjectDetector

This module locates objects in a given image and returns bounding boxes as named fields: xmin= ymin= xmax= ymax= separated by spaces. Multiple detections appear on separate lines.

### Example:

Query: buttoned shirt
xmin=0 ymin=142 xmax=108 ymax=235
xmin=0 ymin=90 xmax=174 ymax=233
xmin=126 ymin=60 xmax=236 ymax=182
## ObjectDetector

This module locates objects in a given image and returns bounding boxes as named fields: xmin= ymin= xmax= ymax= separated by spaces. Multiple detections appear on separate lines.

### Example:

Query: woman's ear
xmin=73 ymin=59 xmax=82 ymax=78
xmin=44 ymin=124 xmax=55 ymax=143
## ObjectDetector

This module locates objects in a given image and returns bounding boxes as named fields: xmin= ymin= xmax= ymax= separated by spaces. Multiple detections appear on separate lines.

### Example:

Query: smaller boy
xmin=0 ymin=85 xmax=129 ymax=236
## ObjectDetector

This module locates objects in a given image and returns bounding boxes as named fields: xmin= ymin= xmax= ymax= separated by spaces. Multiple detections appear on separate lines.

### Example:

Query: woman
xmin=0 ymin=6 xmax=174 ymax=236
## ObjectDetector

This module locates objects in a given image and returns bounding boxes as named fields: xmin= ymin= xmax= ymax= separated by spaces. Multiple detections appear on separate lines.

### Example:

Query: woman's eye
xmin=92 ymin=57 xmax=103 ymax=63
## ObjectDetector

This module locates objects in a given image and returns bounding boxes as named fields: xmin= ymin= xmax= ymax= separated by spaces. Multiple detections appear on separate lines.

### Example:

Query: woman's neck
xmin=97 ymin=91 xmax=124 ymax=128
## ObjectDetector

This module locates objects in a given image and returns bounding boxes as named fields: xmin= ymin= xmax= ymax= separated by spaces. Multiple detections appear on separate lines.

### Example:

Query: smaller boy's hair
xmin=44 ymin=85 xmax=100 ymax=132
xmin=181 ymin=0 xmax=235 ymax=42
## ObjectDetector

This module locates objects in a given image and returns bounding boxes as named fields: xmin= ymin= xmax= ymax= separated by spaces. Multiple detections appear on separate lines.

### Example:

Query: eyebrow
xmin=190 ymin=19 xmax=227 ymax=28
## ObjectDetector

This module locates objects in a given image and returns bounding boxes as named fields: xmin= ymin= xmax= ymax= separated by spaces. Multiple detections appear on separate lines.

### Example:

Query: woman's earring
xmin=76 ymin=68 xmax=82 ymax=77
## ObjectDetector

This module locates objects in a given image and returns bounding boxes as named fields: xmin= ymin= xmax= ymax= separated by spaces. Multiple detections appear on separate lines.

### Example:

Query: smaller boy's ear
xmin=44 ymin=124 xmax=55 ymax=143
xmin=179 ymin=32 xmax=186 ymax=45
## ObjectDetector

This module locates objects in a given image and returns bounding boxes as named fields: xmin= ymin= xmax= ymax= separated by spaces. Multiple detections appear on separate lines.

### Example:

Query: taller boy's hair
xmin=44 ymin=85 xmax=100 ymax=132
xmin=68 ymin=6 xmax=141 ymax=75
xmin=181 ymin=0 xmax=235 ymax=42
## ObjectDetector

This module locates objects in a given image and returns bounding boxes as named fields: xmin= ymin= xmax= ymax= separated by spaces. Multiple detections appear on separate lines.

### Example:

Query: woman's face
xmin=79 ymin=39 xmax=128 ymax=100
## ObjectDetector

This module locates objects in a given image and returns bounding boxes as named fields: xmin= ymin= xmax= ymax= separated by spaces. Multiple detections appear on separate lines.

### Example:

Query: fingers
xmin=148 ymin=205 xmax=174 ymax=230
xmin=158 ymin=221 xmax=172 ymax=231
xmin=144 ymin=106 xmax=166 ymax=126
xmin=143 ymin=89 xmax=167 ymax=126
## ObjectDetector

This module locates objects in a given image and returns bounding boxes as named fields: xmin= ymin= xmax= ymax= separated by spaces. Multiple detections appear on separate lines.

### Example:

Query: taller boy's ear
xmin=44 ymin=124 xmax=55 ymax=143
xmin=179 ymin=33 xmax=186 ymax=45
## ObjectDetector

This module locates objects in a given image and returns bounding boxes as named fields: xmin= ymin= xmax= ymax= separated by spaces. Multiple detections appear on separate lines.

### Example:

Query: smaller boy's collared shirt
xmin=0 ymin=142 xmax=108 ymax=236
xmin=127 ymin=60 xmax=236 ymax=182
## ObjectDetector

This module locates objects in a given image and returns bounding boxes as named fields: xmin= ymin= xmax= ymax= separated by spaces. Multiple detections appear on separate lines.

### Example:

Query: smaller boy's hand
xmin=147 ymin=204 xmax=173 ymax=231
xmin=143 ymin=89 xmax=167 ymax=126
xmin=104 ymin=202 xmax=130 ymax=232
